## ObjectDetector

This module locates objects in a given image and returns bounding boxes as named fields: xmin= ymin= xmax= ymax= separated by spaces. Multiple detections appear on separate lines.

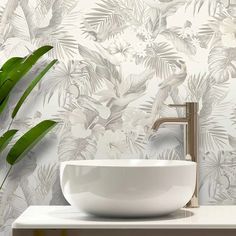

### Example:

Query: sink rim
xmin=61 ymin=159 xmax=196 ymax=167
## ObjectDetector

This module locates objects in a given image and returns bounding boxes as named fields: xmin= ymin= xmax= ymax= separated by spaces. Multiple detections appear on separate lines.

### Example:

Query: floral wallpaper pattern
xmin=1 ymin=0 xmax=236 ymax=234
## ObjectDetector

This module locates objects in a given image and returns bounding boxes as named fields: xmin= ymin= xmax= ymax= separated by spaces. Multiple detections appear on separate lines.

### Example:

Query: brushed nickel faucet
xmin=152 ymin=102 xmax=199 ymax=208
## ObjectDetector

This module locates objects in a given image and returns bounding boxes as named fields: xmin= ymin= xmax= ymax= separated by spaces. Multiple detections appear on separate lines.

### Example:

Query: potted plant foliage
xmin=0 ymin=45 xmax=57 ymax=190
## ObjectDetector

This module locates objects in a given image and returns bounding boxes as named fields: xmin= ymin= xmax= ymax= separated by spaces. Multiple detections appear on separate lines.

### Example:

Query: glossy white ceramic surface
xmin=60 ymin=160 xmax=196 ymax=217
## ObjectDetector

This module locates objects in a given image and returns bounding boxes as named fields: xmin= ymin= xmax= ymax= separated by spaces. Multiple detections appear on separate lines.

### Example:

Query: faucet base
xmin=186 ymin=196 xmax=199 ymax=208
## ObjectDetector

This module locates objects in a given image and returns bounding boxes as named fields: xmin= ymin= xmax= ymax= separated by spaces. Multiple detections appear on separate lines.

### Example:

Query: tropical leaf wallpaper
xmin=1 ymin=0 xmax=236 ymax=234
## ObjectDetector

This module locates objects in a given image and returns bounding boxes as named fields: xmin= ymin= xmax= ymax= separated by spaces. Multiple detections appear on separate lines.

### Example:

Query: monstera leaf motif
xmin=78 ymin=44 xmax=121 ymax=85
xmin=83 ymin=0 xmax=131 ymax=41
xmin=185 ymin=0 xmax=219 ymax=16
xmin=208 ymin=47 xmax=236 ymax=83
xmin=143 ymin=42 xmax=180 ymax=79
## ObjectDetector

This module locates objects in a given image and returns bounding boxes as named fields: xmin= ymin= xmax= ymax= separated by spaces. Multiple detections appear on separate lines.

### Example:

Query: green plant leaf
xmin=0 ymin=130 xmax=18 ymax=154
xmin=6 ymin=120 xmax=57 ymax=165
xmin=1 ymin=57 xmax=24 ymax=72
xmin=0 ymin=96 xmax=9 ymax=115
xmin=0 ymin=57 xmax=24 ymax=89
xmin=0 ymin=57 xmax=24 ymax=82
xmin=0 ymin=45 xmax=53 ymax=103
xmin=12 ymin=59 xmax=58 ymax=119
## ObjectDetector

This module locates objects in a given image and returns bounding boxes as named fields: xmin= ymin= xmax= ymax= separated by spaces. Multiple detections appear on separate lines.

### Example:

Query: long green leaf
xmin=6 ymin=120 xmax=57 ymax=165
xmin=0 ymin=57 xmax=24 ymax=80
xmin=1 ymin=57 xmax=24 ymax=72
xmin=0 ymin=45 xmax=53 ymax=103
xmin=0 ymin=130 xmax=18 ymax=154
xmin=0 ymin=96 xmax=9 ymax=115
xmin=0 ymin=57 xmax=24 ymax=89
xmin=12 ymin=59 xmax=58 ymax=119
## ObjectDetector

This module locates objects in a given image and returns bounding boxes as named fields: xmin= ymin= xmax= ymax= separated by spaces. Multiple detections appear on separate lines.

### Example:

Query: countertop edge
xmin=12 ymin=206 xmax=236 ymax=229
xmin=12 ymin=224 xmax=236 ymax=230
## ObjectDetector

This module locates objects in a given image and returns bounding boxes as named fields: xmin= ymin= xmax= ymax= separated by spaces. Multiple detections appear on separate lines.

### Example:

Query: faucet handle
xmin=168 ymin=104 xmax=187 ymax=107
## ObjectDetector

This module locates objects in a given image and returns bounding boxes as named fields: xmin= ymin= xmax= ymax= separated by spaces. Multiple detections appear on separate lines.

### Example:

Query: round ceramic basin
xmin=60 ymin=159 xmax=196 ymax=217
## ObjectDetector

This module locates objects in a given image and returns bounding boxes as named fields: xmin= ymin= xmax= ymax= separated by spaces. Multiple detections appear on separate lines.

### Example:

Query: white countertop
xmin=12 ymin=206 xmax=236 ymax=229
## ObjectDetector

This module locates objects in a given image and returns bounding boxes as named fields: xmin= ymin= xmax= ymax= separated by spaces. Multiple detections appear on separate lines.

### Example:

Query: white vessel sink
xmin=60 ymin=159 xmax=196 ymax=217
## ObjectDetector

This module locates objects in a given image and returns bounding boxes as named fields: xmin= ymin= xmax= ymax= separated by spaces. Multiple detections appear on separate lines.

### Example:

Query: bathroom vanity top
xmin=12 ymin=205 xmax=236 ymax=229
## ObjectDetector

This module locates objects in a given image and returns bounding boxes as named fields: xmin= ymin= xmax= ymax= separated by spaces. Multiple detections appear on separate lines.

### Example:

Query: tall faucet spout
xmin=152 ymin=117 xmax=188 ymax=130
xmin=151 ymin=102 xmax=199 ymax=208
